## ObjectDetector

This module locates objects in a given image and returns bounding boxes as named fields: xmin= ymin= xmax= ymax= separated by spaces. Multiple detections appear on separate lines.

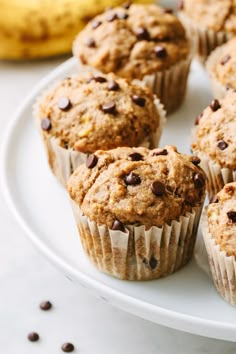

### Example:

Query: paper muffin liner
xmin=195 ymin=152 xmax=236 ymax=200
xmin=34 ymin=93 xmax=166 ymax=186
xmin=206 ymin=45 xmax=234 ymax=99
xmin=201 ymin=209 xmax=236 ymax=305
xmin=70 ymin=199 xmax=202 ymax=280
xmin=179 ymin=12 xmax=233 ymax=63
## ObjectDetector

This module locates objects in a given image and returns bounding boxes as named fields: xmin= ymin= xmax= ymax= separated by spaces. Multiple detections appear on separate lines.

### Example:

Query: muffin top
xmin=192 ymin=92 xmax=236 ymax=170
xmin=36 ymin=72 xmax=161 ymax=153
xmin=67 ymin=145 xmax=206 ymax=229
xmin=208 ymin=182 xmax=236 ymax=257
xmin=73 ymin=4 xmax=190 ymax=80
xmin=181 ymin=0 xmax=236 ymax=34
xmin=209 ymin=37 xmax=236 ymax=90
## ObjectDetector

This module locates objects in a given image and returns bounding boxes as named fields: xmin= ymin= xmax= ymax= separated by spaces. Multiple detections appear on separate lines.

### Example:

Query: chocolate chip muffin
xmin=34 ymin=72 xmax=165 ymax=185
xmin=191 ymin=92 xmax=236 ymax=199
xmin=206 ymin=37 xmax=236 ymax=99
xmin=202 ymin=182 xmax=236 ymax=305
xmin=179 ymin=0 xmax=236 ymax=62
xmin=67 ymin=145 xmax=206 ymax=280
xmin=73 ymin=4 xmax=191 ymax=114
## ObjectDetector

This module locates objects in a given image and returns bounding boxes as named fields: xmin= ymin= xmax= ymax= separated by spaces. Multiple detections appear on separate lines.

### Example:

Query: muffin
xmin=202 ymin=182 xmax=236 ymax=305
xmin=67 ymin=145 xmax=206 ymax=280
xmin=206 ymin=37 xmax=236 ymax=99
xmin=191 ymin=92 xmax=236 ymax=199
xmin=73 ymin=4 xmax=191 ymax=114
xmin=34 ymin=72 xmax=165 ymax=185
xmin=178 ymin=0 xmax=236 ymax=62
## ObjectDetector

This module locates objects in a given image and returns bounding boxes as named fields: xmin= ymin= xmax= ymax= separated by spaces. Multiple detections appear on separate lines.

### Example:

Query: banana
xmin=0 ymin=0 xmax=153 ymax=60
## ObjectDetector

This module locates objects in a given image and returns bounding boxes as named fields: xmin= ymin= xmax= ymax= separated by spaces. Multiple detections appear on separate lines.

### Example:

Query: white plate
xmin=1 ymin=57 xmax=236 ymax=342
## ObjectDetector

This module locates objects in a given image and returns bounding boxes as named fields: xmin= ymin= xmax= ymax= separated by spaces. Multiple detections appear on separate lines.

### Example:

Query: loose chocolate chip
xmin=129 ymin=152 xmax=143 ymax=161
xmin=131 ymin=95 xmax=146 ymax=107
xmin=135 ymin=27 xmax=150 ymax=41
xmin=118 ymin=12 xmax=129 ymax=19
xmin=41 ymin=118 xmax=51 ymax=131
xmin=149 ymin=256 xmax=158 ymax=270
xmin=177 ymin=0 xmax=184 ymax=10
xmin=28 ymin=332 xmax=39 ymax=342
xmin=40 ymin=300 xmax=52 ymax=311
xmin=86 ymin=154 xmax=98 ymax=168
xmin=124 ymin=172 xmax=141 ymax=185
xmin=217 ymin=140 xmax=228 ymax=150
xmin=92 ymin=75 xmax=107 ymax=83
xmin=191 ymin=156 xmax=201 ymax=165
xmin=112 ymin=220 xmax=126 ymax=232
xmin=154 ymin=46 xmax=167 ymax=58
xmin=221 ymin=55 xmax=231 ymax=65
xmin=227 ymin=211 xmax=236 ymax=223
xmin=91 ymin=20 xmax=102 ymax=29
xmin=86 ymin=37 xmax=96 ymax=48
xmin=163 ymin=8 xmax=173 ymax=13
xmin=151 ymin=181 xmax=165 ymax=196
xmin=61 ymin=343 xmax=75 ymax=353
xmin=195 ymin=113 xmax=203 ymax=125
xmin=108 ymin=80 xmax=120 ymax=91
xmin=152 ymin=149 xmax=168 ymax=156
xmin=106 ymin=13 xmax=118 ymax=22
xmin=193 ymin=172 xmax=205 ymax=188
xmin=58 ymin=97 xmax=71 ymax=111
xmin=122 ymin=1 xmax=132 ymax=9
xmin=210 ymin=99 xmax=221 ymax=112
xmin=102 ymin=102 xmax=116 ymax=114
xmin=209 ymin=195 xmax=218 ymax=204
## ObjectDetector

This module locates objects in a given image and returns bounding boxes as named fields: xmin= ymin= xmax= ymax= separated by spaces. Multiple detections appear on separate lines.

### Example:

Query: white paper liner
xmin=179 ymin=12 xmax=233 ymax=63
xmin=195 ymin=152 xmax=236 ymax=200
xmin=201 ymin=210 xmax=236 ymax=306
xmin=206 ymin=45 xmax=234 ymax=99
xmin=70 ymin=199 xmax=202 ymax=280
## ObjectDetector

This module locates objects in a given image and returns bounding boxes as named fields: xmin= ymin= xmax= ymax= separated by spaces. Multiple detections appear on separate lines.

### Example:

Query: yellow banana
xmin=0 ymin=0 xmax=153 ymax=60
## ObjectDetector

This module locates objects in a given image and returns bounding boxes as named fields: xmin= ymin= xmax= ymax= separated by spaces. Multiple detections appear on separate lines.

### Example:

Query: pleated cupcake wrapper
xmin=179 ymin=12 xmax=233 ymax=63
xmin=133 ymin=54 xmax=192 ymax=114
xmin=206 ymin=45 xmax=234 ymax=99
xmin=70 ymin=199 xmax=202 ymax=280
xmin=35 ymin=97 xmax=166 ymax=186
xmin=201 ymin=210 xmax=236 ymax=306
xmin=196 ymin=152 xmax=236 ymax=200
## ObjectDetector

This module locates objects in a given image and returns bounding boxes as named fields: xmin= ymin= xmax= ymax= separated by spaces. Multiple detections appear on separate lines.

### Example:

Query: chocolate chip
xmin=61 ymin=343 xmax=75 ymax=352
xmin=106 ymin=13 xmax=117 ymax=22
xmin=154 ymin=46 xmax=167 ymax=58
xmin=131 ymin=95 xmax=146 ymax=107
xmin=108 ymin=80 xmax=120 ymax=91
xmin=122 ymin=1 xmax=132 ymax=9
xmin=28 ymin=332 xmax=39 ymax=342
xmin=124 ymin=172 xmax=141 ymax=185
xmin=191 ymin=156 xmax=201 ymax=165
xmin=129 ymin=152 xmax=143 ymax=161
xmin=58 ymin=97 xmax=71 ymax=111
xmin=151 ymin=181 xmax=165 ymax=196
xmin=112 ymin=220 xmax=126 ymax=232
xmin=86 ymin=154 xmax=98 ymax=168
xmin=135 ymin=27 xmax=150 ymax=41
xmin=102 ymin=102 xmax=116 ymax=114
xmin=86 ymin=37 xmax=96 ymax=48
xmin=149 ymin=256 xmax=158 ymax=270
xmin=152 ymin=149 xmax=168 ymax=156
xmin=163 ymin=8 xmax=173 ymax=13
xmin=91 ymin=20 xmax=102 ymax=29
xmin=195 ymin=113 xmax=203 ymax=125
xmin=209 ymin=195 xmax=218 ymax=204
xmin=217 ymin=140 xmax=228 ymax=150
xmin=220 ymin=55 xmax=231 ymax=65
xmin=210 ymin=99 xmax=221 ymax=112
xmin=118 ymin=12 xmax=129 ymax=19
xmin=227 ymin=211 xmax=236 ymax=223
xmin=193 ymin=172 xmax=205 ymax=188
xmin=40 ymin=300 xmax=52 ymax=311
xmin=41 ymin=118 xmax=51 ymax=131
xmin=177 ymin=0 xmax=184 ymax=10
xmin=92 ymin=75 xmax=107 ymax=83
xmin=143 ymin=258 xmax=148 ymax=266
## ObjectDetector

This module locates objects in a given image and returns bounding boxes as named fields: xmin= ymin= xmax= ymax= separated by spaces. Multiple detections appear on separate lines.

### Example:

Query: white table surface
xmin=1 ymin=58 xmax=236 ymax=354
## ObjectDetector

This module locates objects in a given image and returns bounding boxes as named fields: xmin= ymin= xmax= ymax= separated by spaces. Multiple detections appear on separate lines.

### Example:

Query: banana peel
xmin=0 ymin=0 xmax=154 ymax=60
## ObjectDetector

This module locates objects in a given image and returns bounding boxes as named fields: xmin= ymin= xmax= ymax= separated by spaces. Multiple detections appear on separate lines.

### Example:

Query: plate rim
xmin=1 ymin=57 xmax=236 ymax=341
